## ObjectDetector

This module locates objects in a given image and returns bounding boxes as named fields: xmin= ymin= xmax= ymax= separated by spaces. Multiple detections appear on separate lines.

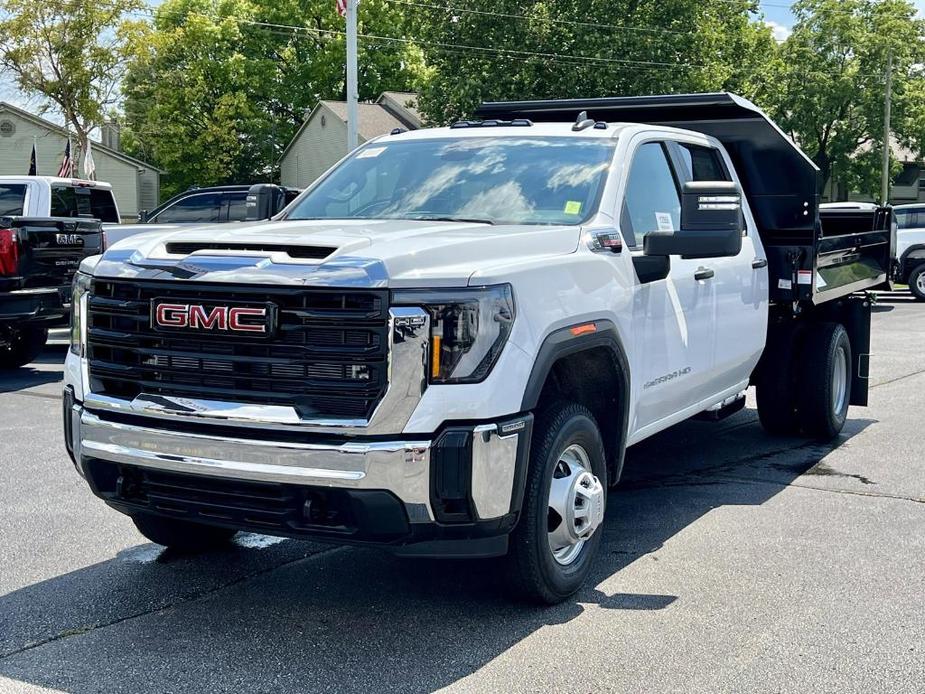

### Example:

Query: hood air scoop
xmin=165 ymin=241 xmax=335 ymax=260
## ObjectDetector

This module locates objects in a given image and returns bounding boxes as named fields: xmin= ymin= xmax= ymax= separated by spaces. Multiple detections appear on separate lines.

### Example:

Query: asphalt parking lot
xmin=1 ymin=292 xmax=923 ymax=694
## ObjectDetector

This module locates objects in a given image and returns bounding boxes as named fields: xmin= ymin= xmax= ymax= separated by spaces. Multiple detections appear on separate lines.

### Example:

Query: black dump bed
xmin=1 ymin=216 xmax=104 ymax=292
xmin=477 ymin=93 xmax=895 ymax=305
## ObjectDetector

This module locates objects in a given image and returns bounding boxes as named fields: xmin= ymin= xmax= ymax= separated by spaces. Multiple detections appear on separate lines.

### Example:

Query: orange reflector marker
xmin=570 ymin=323 xmax=597 ymax=336
xmin=431 ymin=335 xmax=442 ymax=379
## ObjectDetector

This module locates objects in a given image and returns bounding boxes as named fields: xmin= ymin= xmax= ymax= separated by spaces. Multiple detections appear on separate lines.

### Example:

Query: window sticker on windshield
xmin=564 ymin=201 xmax=582 ymax=215
xmin=356 ymin=146 xmax=386 ymax=159
xmin=655 ymin=212 xmax=674 ymax=231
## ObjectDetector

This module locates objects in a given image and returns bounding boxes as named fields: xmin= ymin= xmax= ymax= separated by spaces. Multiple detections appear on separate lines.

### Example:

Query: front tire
xmin=908 ymin=264 xmax=925 ymax=301
xmin=506 ymin=402 xmax=607 ymax=605
xmin=0 ymin=325 xmax=48 ymax=369
xmin=797 ymin=322 xmax=852 ymax=440
xmin=132 ymin=513 xmax=236 ymax=552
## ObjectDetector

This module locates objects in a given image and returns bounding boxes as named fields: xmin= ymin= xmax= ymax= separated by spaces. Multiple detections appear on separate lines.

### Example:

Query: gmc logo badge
xmin=56 ymin=233 xmax=82 ymax=245
xmin=151 ymin=300 xmax=275 ymax=335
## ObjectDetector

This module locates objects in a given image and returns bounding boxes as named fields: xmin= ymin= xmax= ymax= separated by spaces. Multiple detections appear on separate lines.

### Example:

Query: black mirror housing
xmin=245 ymin=184 xmax=286 ymax=221
xmin=644 ymin=181 xmax=744 ymax=259
xmin=138 ymin=209 xmax=149 ymax=223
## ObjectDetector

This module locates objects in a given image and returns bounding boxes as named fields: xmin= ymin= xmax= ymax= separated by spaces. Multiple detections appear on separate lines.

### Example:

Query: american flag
xmin=57 ymin=139 xmax=74 ymax=177
xmin=336 ymin=0 xmax=357 ymax=17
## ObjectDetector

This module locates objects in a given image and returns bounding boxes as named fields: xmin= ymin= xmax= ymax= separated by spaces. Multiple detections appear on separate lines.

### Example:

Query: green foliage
xmin=758 ymin=0 xmax=925 ymax=199
xmin=412 ymin=0 xmax=778 ymax=125
xmin=0 ymin=0 xmax=146 ymax=155
xmin=122 ymin=0 xmax=425 ymax=197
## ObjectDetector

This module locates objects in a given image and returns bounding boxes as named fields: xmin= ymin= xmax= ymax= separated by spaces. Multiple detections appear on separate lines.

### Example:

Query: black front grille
xmin=87 ymin=279 xmax=389 ymax=419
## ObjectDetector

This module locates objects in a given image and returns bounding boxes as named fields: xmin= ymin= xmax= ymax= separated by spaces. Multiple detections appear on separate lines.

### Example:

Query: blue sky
xmin=761 ymin=0 xmax=925 ymax=40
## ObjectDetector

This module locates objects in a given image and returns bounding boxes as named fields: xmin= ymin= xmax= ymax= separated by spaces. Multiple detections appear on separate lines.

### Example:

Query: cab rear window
xmin=0 ymin=184 xmax=26 ymax=215
xmin=50 ymin=186 xmax=119 ymax=222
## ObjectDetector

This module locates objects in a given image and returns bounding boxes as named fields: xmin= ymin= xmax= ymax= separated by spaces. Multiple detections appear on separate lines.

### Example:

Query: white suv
xmin=893 ymin=203 xmax=925 ymax=299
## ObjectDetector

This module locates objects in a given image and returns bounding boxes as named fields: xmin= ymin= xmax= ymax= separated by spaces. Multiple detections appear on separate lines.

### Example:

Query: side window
xmin=224 ymin=193 xmax=248 ymax=222
xmin=89 ymin=189 xmax=119 ymax=223
xmin=896 ymin=207 xmax=925 ymax=229
xmin=677 ymin=143 xmax=730 ymax=182
xmin=622 ymin=142 xmax=681 ymax=246
xmin=151 ymin=193 xmax=222 ymax=223
xmin=0 ymin=184 xmax=26 ymax=215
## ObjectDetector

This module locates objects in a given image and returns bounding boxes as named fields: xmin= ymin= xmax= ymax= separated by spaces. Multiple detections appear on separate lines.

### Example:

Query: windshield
xmin=286 ymin=137 xmax=615 ymax=226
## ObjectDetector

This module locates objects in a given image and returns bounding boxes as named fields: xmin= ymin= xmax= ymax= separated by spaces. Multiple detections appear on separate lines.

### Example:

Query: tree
xmin=122 ymin=0 xmax=425 ymax=196
xmin=0 ymin=0 xmax=145 ymax=163
xmin=758 ymin=0 xmax=925 ymax=199
xmin=410 ymin=0 xmax=778 ymax=125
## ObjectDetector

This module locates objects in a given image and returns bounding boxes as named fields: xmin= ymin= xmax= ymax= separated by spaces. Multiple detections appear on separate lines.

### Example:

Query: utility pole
xmin=881 ymin=49 xmax=893 ymax=206
xmin=346 ymin=0 xmax=359 ymax=152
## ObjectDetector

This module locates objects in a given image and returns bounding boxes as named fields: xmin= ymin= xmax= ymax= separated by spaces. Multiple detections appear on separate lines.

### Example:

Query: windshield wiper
xmin=405 ymin=215 xmax=496 ymax=225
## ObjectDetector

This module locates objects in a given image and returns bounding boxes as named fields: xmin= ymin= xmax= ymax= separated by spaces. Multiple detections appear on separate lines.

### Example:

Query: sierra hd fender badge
xmin=150 ymin=299 xmax=277 ymax=336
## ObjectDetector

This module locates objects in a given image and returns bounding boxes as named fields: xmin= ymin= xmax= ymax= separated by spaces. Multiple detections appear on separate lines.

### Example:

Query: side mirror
xmin=644 ymin=181 xmax=744 ymax=259
xmin=245 ymin=184 xmax=285 ymax=221
xmin=138 ymin=209 xmax=149 ymax=223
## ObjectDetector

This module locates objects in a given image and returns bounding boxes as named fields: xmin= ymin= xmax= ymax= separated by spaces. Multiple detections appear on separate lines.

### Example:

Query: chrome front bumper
xmin=66 ymin=401 xmax=529 ymax=526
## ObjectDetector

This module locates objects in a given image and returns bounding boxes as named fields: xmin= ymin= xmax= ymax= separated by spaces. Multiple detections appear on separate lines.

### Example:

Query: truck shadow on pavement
xmin=0 ymin=410 xmax=874 ymax=693
xmin=0 ymin=345 xmax=66 ymax=393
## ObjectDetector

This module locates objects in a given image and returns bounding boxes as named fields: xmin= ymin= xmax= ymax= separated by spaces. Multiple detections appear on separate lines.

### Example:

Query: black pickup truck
xmin=0 ymin=217 xmax=104 ymax=368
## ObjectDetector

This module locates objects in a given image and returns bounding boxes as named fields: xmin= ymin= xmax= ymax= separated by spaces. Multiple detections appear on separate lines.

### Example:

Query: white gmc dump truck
xmin=63 ymin=94 xmax=894 ymax=603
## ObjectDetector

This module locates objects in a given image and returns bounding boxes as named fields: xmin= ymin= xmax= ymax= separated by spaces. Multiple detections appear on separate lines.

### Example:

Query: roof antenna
xmin=572 ymin=110 xmax=596 ymax=132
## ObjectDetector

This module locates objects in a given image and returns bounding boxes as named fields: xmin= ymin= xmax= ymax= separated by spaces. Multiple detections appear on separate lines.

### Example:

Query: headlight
xmin=70 ymin=272 xmax=91 ymax=356
xmin=393 ymin=285 xmax=515 ymax=384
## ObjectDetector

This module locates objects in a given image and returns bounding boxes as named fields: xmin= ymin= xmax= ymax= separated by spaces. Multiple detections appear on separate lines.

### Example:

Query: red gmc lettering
xmin=228 ymin=307 xmax=268 ymax=333
xmin=155 ymin=303 xmax=190 ymax=328
xmin=189 ymin=305 xmax=228 ymax=330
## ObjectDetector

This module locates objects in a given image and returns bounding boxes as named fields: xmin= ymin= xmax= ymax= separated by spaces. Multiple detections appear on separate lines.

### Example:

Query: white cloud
xmin=765 ymin=20 xmax=792 ymax=43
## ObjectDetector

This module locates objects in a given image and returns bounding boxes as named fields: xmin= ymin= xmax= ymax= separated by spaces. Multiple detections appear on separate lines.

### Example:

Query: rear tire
xmin=0 ymin=325 xmax=48 ymax=369
xmin=132 ymin=513 xmax=236 ymax=552
xmin=908 ymin=264 xmax=925 ymax=301
xmin=797 ymin=322 xmax=852 ymax=440
xmin=505 ymin=401 xmax=607 ymax=605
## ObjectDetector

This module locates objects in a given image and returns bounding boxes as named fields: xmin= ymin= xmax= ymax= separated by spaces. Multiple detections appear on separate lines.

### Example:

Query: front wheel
xmin=505 ymin=402 xmax=607 ymax=604
xmin=0 ymin=325 xmax=48 ymax=369
xmin=908 ymin=264 xmax=925 ymax=301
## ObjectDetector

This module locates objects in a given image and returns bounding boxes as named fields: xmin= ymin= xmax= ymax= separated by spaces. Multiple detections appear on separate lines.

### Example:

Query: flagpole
xmin=346 ymin=0 xmax=359 ymax=151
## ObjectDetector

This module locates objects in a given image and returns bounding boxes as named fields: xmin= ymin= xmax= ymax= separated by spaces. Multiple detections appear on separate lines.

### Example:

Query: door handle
xmin=752 ymin=258 xmax=768 ymax=269
xmin=694 ymin=267 xmax=715 ymax=281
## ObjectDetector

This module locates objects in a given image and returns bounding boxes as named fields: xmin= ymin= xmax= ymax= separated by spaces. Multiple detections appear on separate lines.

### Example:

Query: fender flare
xmin=520 ymin=319 xmax=631 ymax=484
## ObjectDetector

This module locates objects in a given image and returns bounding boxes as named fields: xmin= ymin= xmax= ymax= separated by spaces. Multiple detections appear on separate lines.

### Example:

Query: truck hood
xmin=94 ymin=218 xmax=582 ymax=287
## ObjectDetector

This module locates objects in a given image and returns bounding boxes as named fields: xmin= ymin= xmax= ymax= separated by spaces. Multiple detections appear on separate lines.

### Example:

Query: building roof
xmin=377 ymin=92 xmax=422 ymax=128
xmin=279 ymin=92 xmax=421 ymax=162
xmin=0 ymin=101 xmax=164 ymax=173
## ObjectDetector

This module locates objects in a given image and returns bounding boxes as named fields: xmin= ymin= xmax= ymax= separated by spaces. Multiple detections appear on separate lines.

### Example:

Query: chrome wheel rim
xmin=833 ymin=345 xmax=848 ymax=415
xmin=547 ymin=444 xmax=605 ymax=566
xmin=916 ymin=272 xmax=925 ymax=295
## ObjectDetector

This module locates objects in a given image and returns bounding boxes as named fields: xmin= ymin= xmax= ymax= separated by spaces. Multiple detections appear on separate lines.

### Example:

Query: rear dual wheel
xmin=506 ymin=402 xmax=607 ymax=605
xmin=756 ymin=322 xmax=851 ymax=441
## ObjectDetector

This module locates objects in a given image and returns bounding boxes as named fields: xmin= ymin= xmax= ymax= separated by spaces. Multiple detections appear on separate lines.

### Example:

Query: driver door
xmin=620 ymin=140 xmax=717 ymax=434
